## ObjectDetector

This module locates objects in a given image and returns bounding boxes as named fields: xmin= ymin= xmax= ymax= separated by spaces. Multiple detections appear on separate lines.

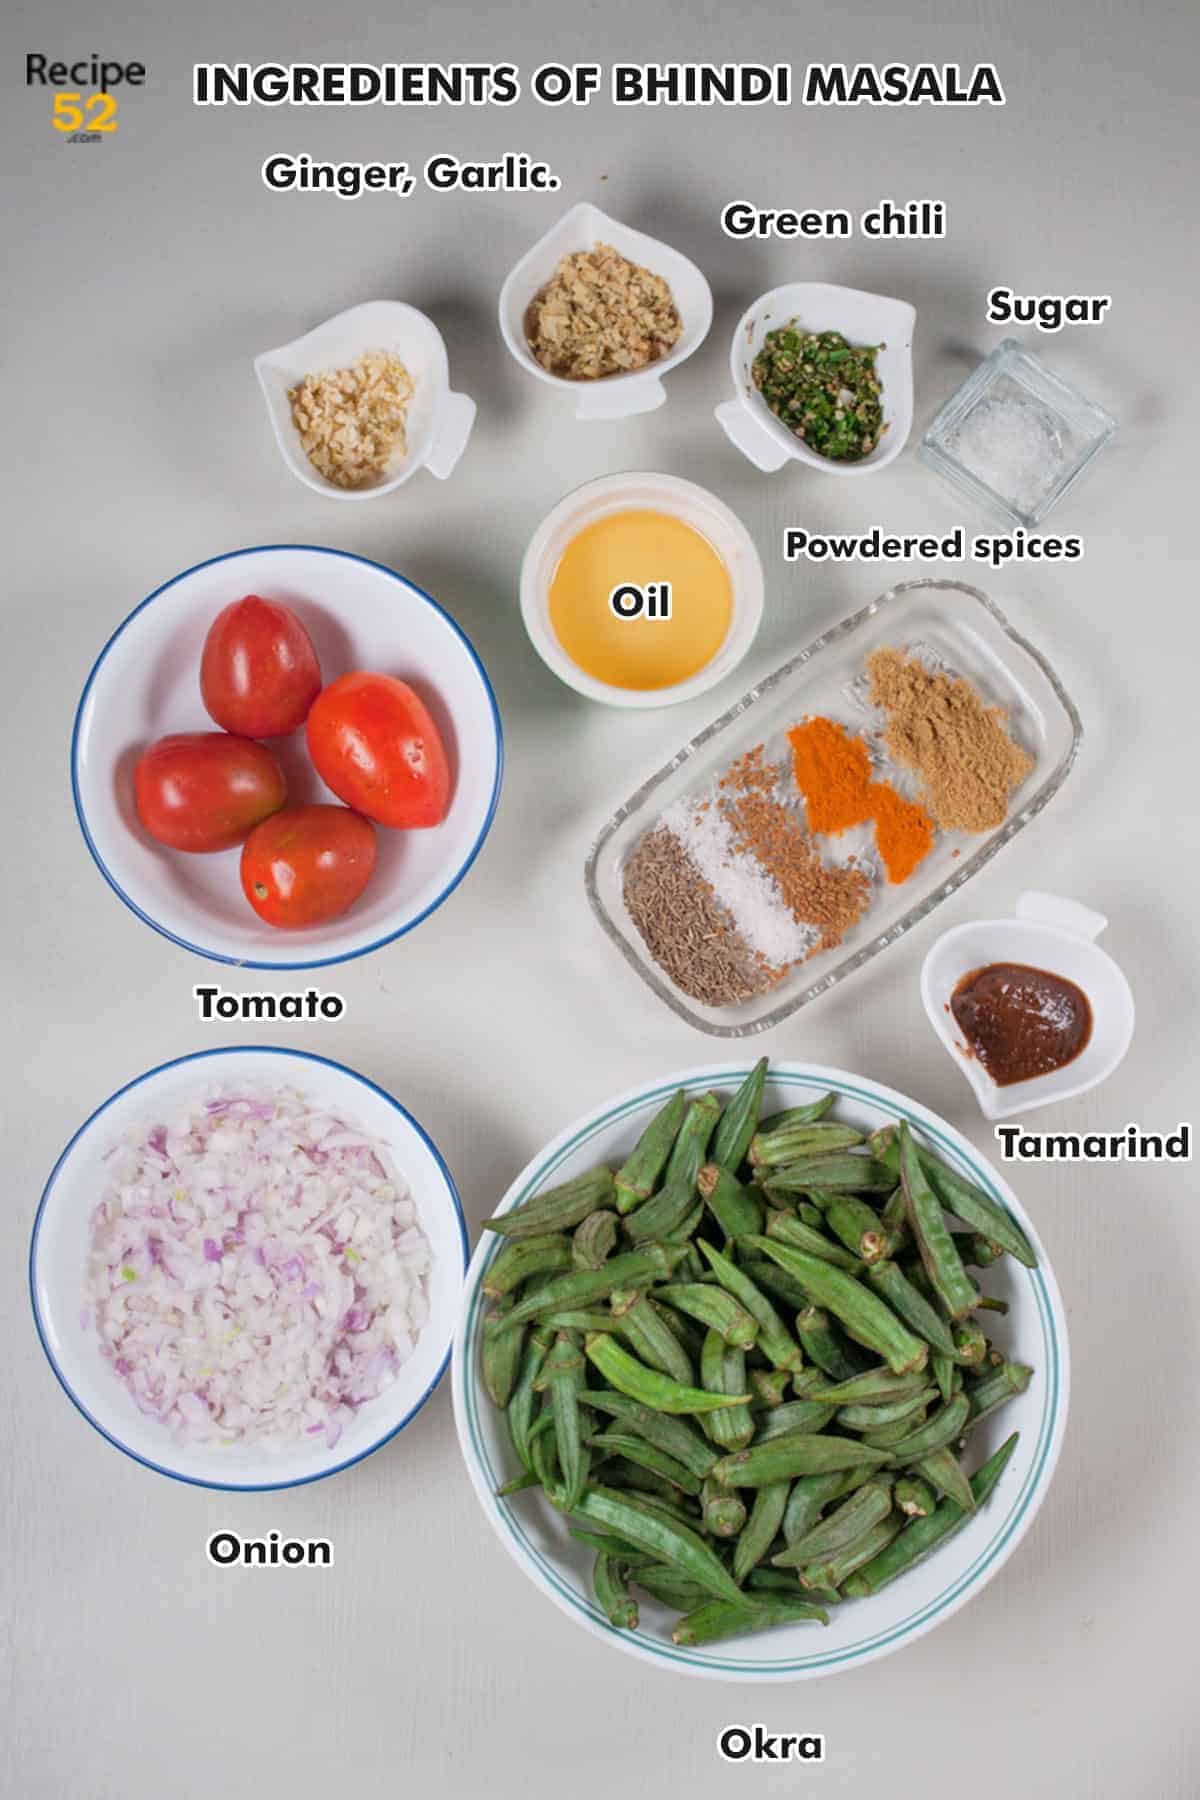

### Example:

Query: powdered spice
xmin=867 ymin=647 xmax=1034 ymax=831
xmin=787 ymin=715 xmax=934 ymax=884
xmin=622 ymin=826 xmax=781 ymax=1007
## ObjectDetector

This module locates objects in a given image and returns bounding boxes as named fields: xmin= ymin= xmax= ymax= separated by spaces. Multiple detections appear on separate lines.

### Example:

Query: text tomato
xmin=306 ymin=672 xmax=451 ymax=829
xmin=240 ymin=804 xmax=377 ymax=928
xmin=200 ymin=594 xmax=322 ymax=738
xmin=134 ymin=733 xmax=287 ymax=853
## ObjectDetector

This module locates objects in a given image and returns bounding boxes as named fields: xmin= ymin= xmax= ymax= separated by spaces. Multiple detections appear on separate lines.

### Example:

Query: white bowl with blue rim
xmin=30 ymin=1046 xmax=467 ymax=1490
xmin=452 ymin=1061 xmax=1068 ymax=1681
xmin=72 ymin=545 xmax=502 ymax=968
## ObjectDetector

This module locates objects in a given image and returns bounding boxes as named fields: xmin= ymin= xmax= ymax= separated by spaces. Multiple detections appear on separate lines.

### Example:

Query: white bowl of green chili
xmin=451 ymin=1061 xmax=1067 ymax=1681
xmin=717 ymin=283 xmax=916 ymax=475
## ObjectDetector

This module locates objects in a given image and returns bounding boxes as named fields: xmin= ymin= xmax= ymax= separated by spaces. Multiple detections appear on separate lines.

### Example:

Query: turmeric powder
xmin=787 ymin=715 xmax=935 ymax=885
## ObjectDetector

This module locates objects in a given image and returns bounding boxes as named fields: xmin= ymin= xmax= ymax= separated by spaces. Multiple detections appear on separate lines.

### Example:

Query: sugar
xmin=949 ymin=391 xmax=1067 ymax=514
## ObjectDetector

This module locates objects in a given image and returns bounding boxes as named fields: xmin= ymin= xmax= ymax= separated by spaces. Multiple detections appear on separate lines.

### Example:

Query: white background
xmin=5 ymin=3 xmax=1198 ymax=1794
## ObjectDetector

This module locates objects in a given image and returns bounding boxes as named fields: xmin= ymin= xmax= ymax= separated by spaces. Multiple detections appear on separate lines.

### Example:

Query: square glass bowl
xmin=584 ymin=579 xmax=1083 ymax=1036
xmin=919 ymin=340 xmax=1117 ymax=528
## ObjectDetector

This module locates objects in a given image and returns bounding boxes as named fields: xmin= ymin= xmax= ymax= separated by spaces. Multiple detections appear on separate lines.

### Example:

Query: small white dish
xmin=922 ymin=891 xmax=1135 ymax=1120
xmin=255 ymin=301 xmax=476 ymax=499
xmin=453 ymin=1061 xmax=1068 ymax=1682
xmin=72 ymin=545 xmax=503 ymax=969
xmin=498 ymin=202 xmax=713 ymax=419
xmin=31 ymin=1046 xmax=467 ymax=1491
xmin=716 ymin=281 xmax=916 ymax=474
xmin=519 ymin=472 xmax=764 ymax=709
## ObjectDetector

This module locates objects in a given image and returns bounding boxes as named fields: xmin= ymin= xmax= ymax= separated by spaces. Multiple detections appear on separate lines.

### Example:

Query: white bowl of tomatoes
xmin=73 ymin=546 xmax=503 ymax=968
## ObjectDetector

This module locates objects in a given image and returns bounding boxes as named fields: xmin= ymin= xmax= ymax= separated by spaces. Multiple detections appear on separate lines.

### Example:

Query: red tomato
xmin=200 ymin=594 xmax=322 ymax=738
xmin=306 ymin=673 xmax=451 ymax=829
xmin=240 ymin=805 xmax=377 ymax=928
xmin=134 ymin=733 xmax=286 ymax=853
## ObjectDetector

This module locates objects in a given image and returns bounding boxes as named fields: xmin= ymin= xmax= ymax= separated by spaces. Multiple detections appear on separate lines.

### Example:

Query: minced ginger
xmin=525 ymin=242 xmax=682 ymax=381
xmin=288 ymin=349 xmax=414 ymax=489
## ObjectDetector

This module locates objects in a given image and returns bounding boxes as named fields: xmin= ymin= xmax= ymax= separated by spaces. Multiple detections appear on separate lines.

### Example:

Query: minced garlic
xmin=288 ymin=349 xmax=414 ymax=489
xmin=525 ymin=242 xmax=682 ymax=381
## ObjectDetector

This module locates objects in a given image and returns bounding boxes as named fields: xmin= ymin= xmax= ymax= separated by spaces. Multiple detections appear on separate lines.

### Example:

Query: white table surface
xmin=5 ymin=2 xmax=1198 ymax=1794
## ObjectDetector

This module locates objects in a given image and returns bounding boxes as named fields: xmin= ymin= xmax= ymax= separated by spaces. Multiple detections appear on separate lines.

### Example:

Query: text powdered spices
xmin=866 ymin=647 xmax=1034 ymax=832
xmin=623 ymin=827 xmax=781 ymax=1007
xmin=526 ymin=243 xmax=682 ymax=381
xmin=288 ymin=349 xmax=414 ymax=489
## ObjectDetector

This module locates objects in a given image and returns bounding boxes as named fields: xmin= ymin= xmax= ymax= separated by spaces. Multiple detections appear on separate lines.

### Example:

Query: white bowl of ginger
xmin=520 ymin=473 xmax=764 ymax=709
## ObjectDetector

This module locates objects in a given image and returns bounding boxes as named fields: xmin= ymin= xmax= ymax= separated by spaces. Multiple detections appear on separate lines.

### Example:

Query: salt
xmin=662 ymin=796 xmax=818 ymax=968
xmin=948 ymin=390 xmax=1066 ymax=514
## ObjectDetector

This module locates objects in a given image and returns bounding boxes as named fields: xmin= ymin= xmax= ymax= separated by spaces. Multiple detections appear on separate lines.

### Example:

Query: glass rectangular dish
xmin=584 ymin=578 xmax=1083 ymax=1036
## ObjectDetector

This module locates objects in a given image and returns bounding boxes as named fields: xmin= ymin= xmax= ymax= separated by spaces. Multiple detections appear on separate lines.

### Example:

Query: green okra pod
xmin=605 ymin=1461 xmax=698 ymax=1516
xmin=772 ymin=1479 xmax=894 ymax=1568
xmin=713 ymin=1434 xmax=892 ymax=1489
xmin=593 ymin=1552 xmax=639 ymax=1629
xmin=610 ymin=1289 xmax=694 ymax=1384
xmin=498 ymin=1244 xmax=686 ymax=1330
xmin=614 ymin=1090 xmax=686 ymax=1213
xmin=879 ymin=1187 xmax=910 ymax=1257
xmin=710 ymin=1057 xmax=769 ymax=1174
xmin=782 ymin=1466 xmax=876 ymax=1544
xmin=915 ymin=1446 xmax=976 ymax=1513
xmin=750 ymin=1121 xmax=866 ymax=1169
xmin=861 ymin=1406 xmax=928 ymax=1448
xmin=932 ymin=1351 xmax=956 ymax=1404
xmin=797 ymin=1201 xmax=827 ymax=1230
xmin=763 ymin=1209 xmax=864 ymax=1273
xmin=757 ymin=1096 xmax=835 ymax=1135
xmin=835 ymin=1389 xmax=935 ymax=1431
xmin=749 ymin=1369 xmax=791 ymax=1410
xmin=572 ymin=1210 xmax=619 ymax=1270
xmin=865 ymin=1259 xmax=960 ymax=1359
xmin=699 ymin=1330 xmax=755 ymax=1450
xmin=569 ymin=1526 xmax=657 ymax=1562
xmin=535 ymin=1331 xmax=590 ymax=1510
xmin=633 ymin=1565 xmax=714 ymax=1612
xmin=672 ymin=1595 xmax=829 ymax=1646
xmin=800 ymin=1515 xmax=902 ymax=1590
xmin=575 ymin=1486 xmax=746 ymax=1605
xmin=697 ymin=1240 xmax=805 ymax=1373
xmin=824 ymin=1195 xmax=891 ymax=1264
xmin=816 ymin=1365 xmax=932 ymax=1407
xmin=700 ymin=1475 xmax=747 ymax=1538
xmin=622 ymin=1094 xmax=720 ymax=1243
xmin=586 ymin=1431 xmax=703 ymax=1496
xmin=894 ymin=1475 xmax=937 ymax=1518
xmin=506 ymin=1323 xmax=554 ymax=1473
xmin=733 ymin=1481 xmax=791 ymax=1582
xmin=953 ymin=1321 xmax=988 ymax=1366
xmin=579 ymin=1391 xmax=719 ymax=1480
xmin=584 ymin=1331 xmax=750 ymax=1416
xmin=793 ymin=1305 xmax=874 ymax=1383
xmin=746 ymin=1237 xmax=928 ymax=1376
xmin=696 ymin=1163 xmax=764 ymax=1242
xmin=752 ymin=1398 xmax=839 ymax=1442
xmin=496 ymin=1470 xmax=540 ymax=1498
xmin=953 ymin=1230 xmax=1005 ymax=1269
xmin=966 ymin=1360 xmax=1033 ymax=1425
xmin=483 ymin=1234 xmax=574 ymax=1300
xmin=761 ymin=1154 xmax=895 ymax=1196
xmin=540 ymin=1309 xmax=623 ymax=1332
xmin=657 ymin=1282 xmax=760 ymax=1350
xmin=743 ymin=1259 xmax=812 ymax=1313
xmin=841 ymin=1433 xmax=1020 ymax=1597
xmin=898 ymin=1123 xmax=981 ymax=1321
xmin=484 ymin=1166 xmax=616 ymax=1238
xmin=867 ymin=1391 xmax=970 ymax=1462
xmin=481 ymin=1297 xmax=526 ymax=1409
xmin=871 ymin=1126 xmax=1037 ymax=1268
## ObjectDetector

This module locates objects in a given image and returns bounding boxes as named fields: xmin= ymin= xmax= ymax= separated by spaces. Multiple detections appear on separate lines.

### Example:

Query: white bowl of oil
xmin=519 ymin=473 xmax=764 ymax=709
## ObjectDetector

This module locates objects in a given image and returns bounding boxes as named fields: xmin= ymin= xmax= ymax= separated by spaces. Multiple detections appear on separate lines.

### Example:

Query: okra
xmin=801 ymin=1515 xmax=902 ymax=1590
xmin=657 ymin=1282 xmax=760 ymax=1349
xmin=782 ymin=1466 xmax=876 ymax=1544
xmin=572 ymin=1211 xmax=619 ymax=1270
xmin=871 ymin=1126 xmax=1037 ymax=1268
xmin=746 ymin=1238 xmax=928 ymax=1376
xmin=932 ymin=1351 xmax=955 ymax=1404
xmin=610 ymin=1290 xmax=694 ymax=1384
xmin=750 ymin=1369 xmax=791 ymax=1410
xmin=605 ymin=1462 xmax=697 ymax=1517
xmin=697 ymin=1164 xmax=764 ymax=1241
xmin=824 ymin=1195 xmax=890 ymax=1264
xmin=710 ymin=1057 xmax=769 ymax=1174
xmin=764 ymin=1209 xmax=863 ymax=1273
xmin=865 ymin=1259 xmax=960 ymax=1358
xmin=816 ymin=1365 xmax=931 ymax=1407
xmin=772 ymin=1480 xmax=894 ymax=1568
xmin=506 ymin=1323 xmax=554 ymax=1473
xmin=750 ymin=1121 xmax=866 ymax=1168
xmin=953 ymin=1321 xmax=988 ymax=1366
xmin=898 ymin=1124 xmax=981 ymax=1321
xmin=614 ymin=1090 xmax=686 ymax=1213
xmin=835 ymin=1389 xmax=935 ymax=1431
xmin=860 ymin=1405 xmax=927 ymax=1448
xmin=672 ymin=1596 xmax=829 ymax=1645
xmin=743 ymin=1259 xmax=813 ymax=1313
xmin=498 ymin=1244 xmax=686 ymax=1330
xmin=752 ymin=1398 xmax=838 ymax=1442
xmin=733 ymin=1482 xmax=790 ymax=1582
xmin=953 ymin=1230 xmax=1005 ymax=1269
xmin=579 ymin=1391 xmax=719 ymax=1480
xmin=713 ymin=1434 xmax=892 ymax=1489
xmin=586 ymin=1431 xmax=703 ymax=1496
xmin=481 ymin=1297 xmax=526 ymax=1409
xmin=535 ymin=1332 xmax=590 ymax=1509
xmin=584 ymin=1331 xmax=750 ymax=1416
xmin=483 ymin=1166 xmax=616 ymax=1238
xmin=895 ymin=1475 xmax=937 ymax=1518
xmin=701 ymin=1475 xmax=747 ymax=1538
xmin=593 ymin=1552 xmax=639 ymax=1629
xmin=760 ymin=1154 xmax=895 ymax=1196
xmin=793 ymin=1305 xmax=874 ymax=1383
xmin=699 ymin=1330 xmax=755 ymax=1450
xmin=916 ymin=1446 xmax=976 ymax=1513
xmin=868 ymin=1391 xmax=970 ymax=1462
xmin=633 ymin=1565 xmax=713 ymax=1612
xmin=575 ymin=1486 xmax=745 ymax=1605
xmin=757 ymin=1096 xmax=835 ymax=1134
xmin=483 ymin=1234 xmax=574 ymax=1300
xmin=841 ymin=1434 xmax=1020 ymax=1597
xmin=697 ymin=1240 xmax=804 ymax=1373
xmin=966 ymin=1360 xmax=1033 ymax=1425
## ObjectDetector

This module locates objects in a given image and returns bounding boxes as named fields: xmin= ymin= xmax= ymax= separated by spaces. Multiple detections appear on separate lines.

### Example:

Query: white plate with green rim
xmin=451 ymin=1062 xmax=1068 ymax=1682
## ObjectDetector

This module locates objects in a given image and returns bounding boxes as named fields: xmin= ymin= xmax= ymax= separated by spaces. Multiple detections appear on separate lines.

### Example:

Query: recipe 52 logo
xmin=26 ymin=53 xmax=146 ymax=143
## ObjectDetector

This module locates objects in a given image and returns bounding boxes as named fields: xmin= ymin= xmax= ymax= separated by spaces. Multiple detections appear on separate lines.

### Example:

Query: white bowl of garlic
xmin=255 ymin=301 xmax=477 ymax=500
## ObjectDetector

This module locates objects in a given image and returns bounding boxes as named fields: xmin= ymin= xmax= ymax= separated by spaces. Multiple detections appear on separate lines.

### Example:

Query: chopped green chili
xmin=752 ymin=324 xmax=886 ymax=462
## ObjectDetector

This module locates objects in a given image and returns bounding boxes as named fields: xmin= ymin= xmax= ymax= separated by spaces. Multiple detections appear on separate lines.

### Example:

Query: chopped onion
xmin=85 ymin=1085 xmax=433 ymax=1449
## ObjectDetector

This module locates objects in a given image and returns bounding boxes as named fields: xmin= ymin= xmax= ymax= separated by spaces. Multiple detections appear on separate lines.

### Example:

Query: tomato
xmin=200 ymin=594 xmax=322 ymax=738
xmin=240 ymin=805 xmax=377 ymax=928
xmin=134 ymin=733 xmax=287 ymax=853
xmin=306 ymin=673 xmax=451 ymax=829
